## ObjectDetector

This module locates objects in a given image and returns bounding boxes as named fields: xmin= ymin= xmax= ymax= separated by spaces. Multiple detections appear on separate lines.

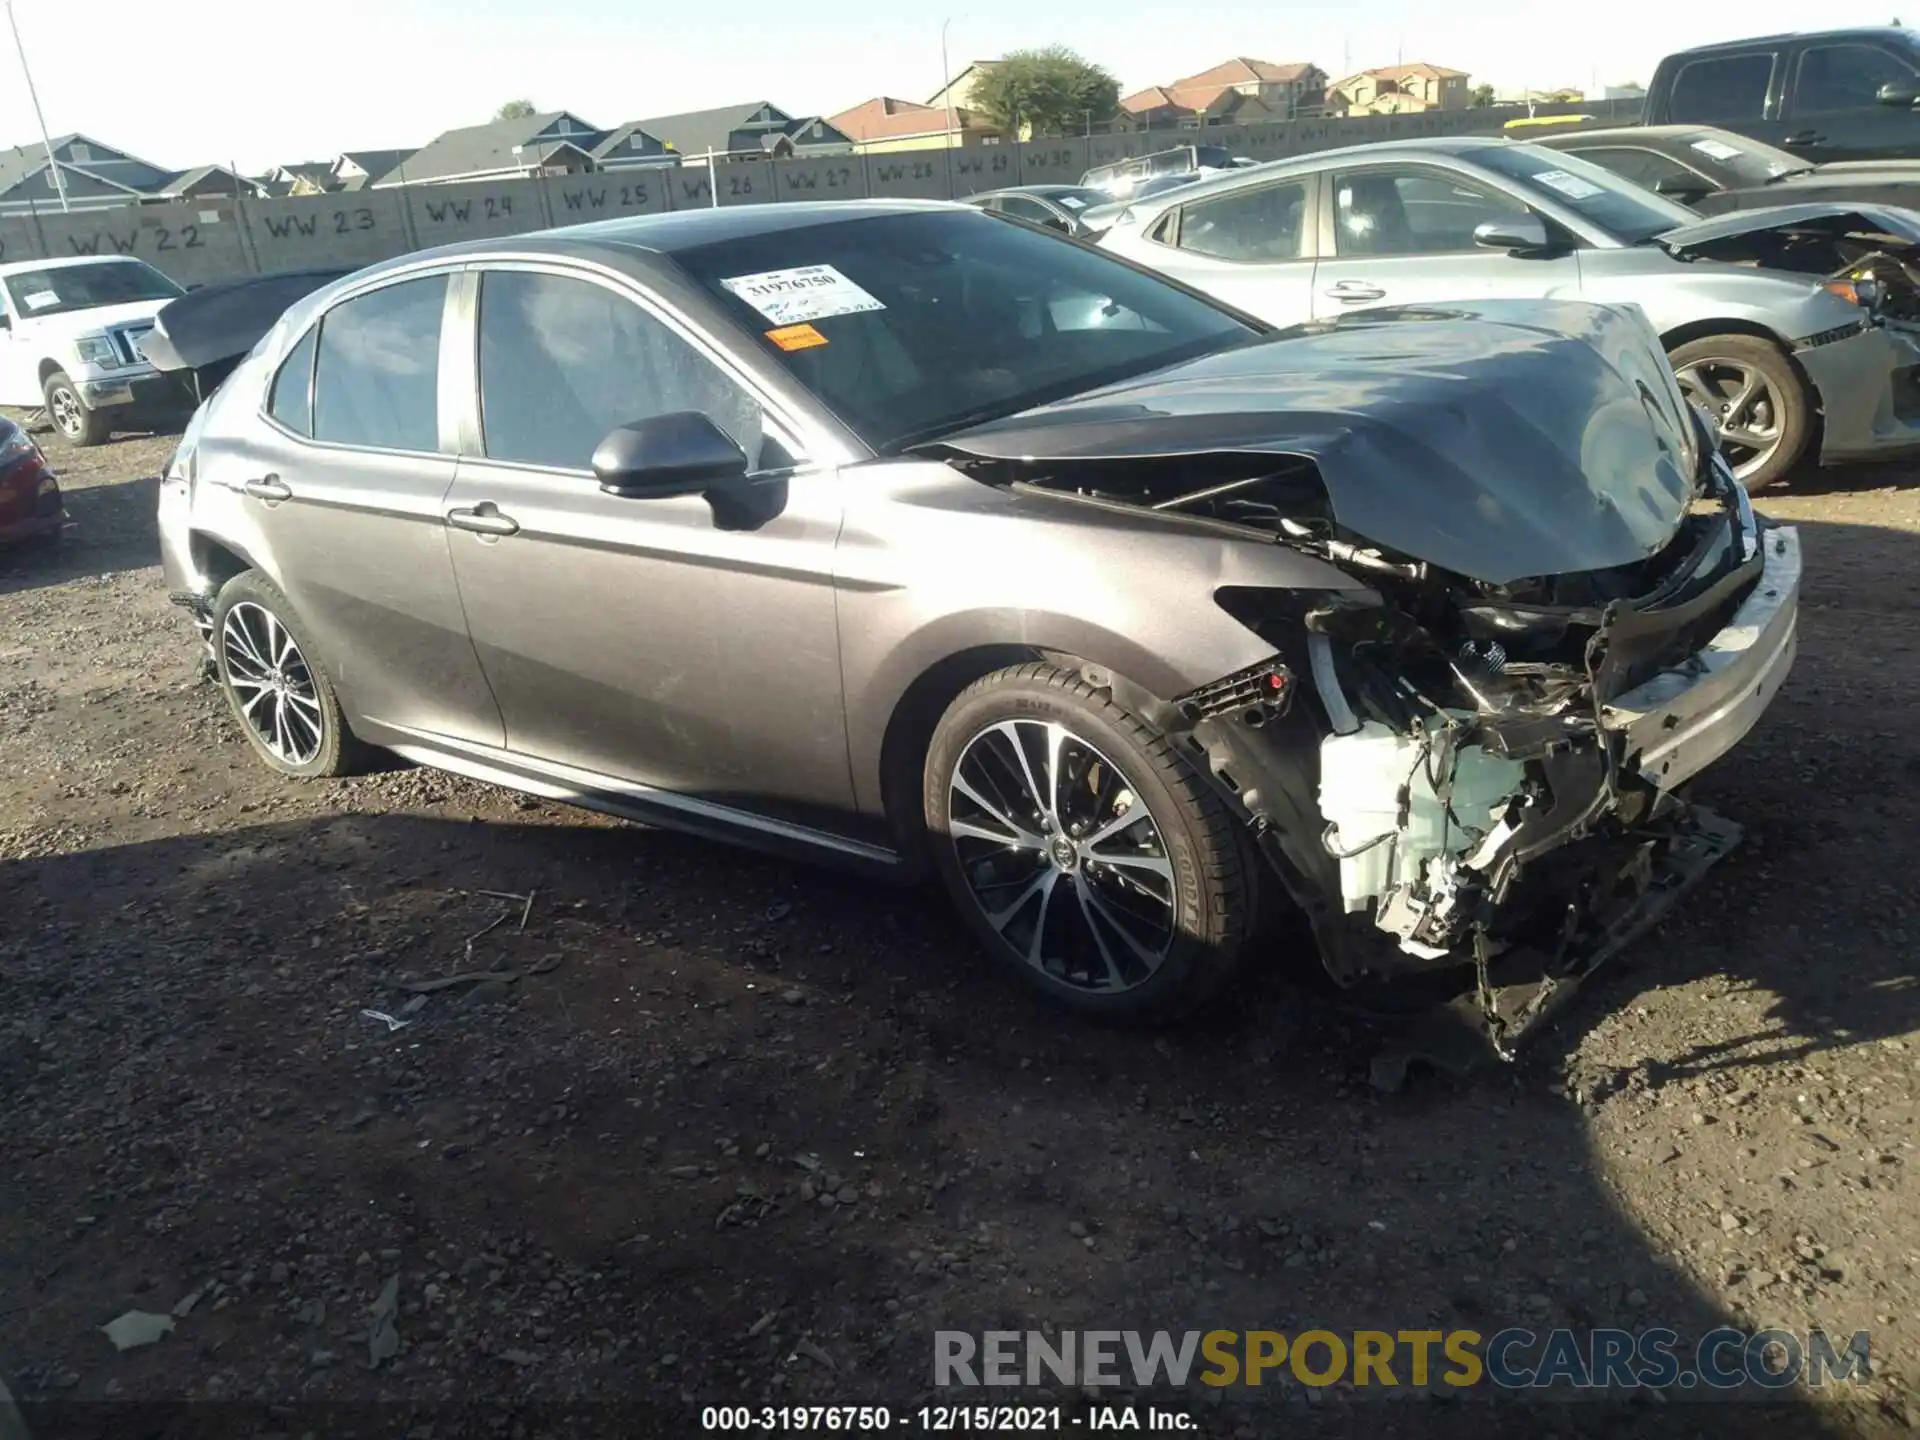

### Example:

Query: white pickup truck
xmin=0 ymin=255 xmax=195 ymax=446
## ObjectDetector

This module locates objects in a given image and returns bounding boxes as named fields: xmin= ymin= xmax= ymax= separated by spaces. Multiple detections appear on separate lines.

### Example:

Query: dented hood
xmin=141 ymin=268 xmax=352 ymax=373
xmin=925 ymin=299 xmax=1698 ymax=586
xmin=1655 ymin=201 xmax=1920 ymax=253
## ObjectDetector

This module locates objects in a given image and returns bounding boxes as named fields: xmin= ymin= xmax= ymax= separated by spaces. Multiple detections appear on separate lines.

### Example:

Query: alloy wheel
xmin=48 ymin=386 xmax=84 ymax=442
xmin=946 ymin=719 xmax=1178 ymax=993
xmin=221 ymin=600 xmax=325 ymax=766
xmin=1673 ymin=358 xmax=1781 ymax=483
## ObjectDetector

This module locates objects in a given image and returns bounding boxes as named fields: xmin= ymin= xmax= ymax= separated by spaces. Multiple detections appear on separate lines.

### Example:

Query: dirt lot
xmin=3 ymin=421 xmax=1919 ymax=1439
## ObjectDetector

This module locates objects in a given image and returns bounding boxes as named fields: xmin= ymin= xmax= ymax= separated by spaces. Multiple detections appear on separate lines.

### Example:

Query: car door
xmin=1786 ymin=38 xmax=1920 ymax=161
xmin=1134 ymin=173 xmax=1316 ymax=323
xmin=234 ymin=270 xmax=504 ymax=745
xmin=1307 ymin=163 xmax=1582 ymax=323
xmin=439 ymin=263 xmax=853 ymax=816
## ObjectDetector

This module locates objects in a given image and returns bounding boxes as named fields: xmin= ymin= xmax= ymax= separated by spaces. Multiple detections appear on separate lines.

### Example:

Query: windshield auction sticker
xmin=721 ymin=265 xmax=885 ymax=325
xmin=1531 ymin=169 xmax=1605 ymax=201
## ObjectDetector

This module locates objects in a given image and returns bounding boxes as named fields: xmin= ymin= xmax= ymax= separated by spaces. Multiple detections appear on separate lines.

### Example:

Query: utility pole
xmin=940 ymin=18 xmax=959 ymax=148
xmin=4 ymin=0 xmax=68 ymax=212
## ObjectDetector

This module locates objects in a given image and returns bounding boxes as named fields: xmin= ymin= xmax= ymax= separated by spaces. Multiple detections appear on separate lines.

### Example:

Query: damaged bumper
xmin=1800 ymin=320 xmax=1920 ymax=465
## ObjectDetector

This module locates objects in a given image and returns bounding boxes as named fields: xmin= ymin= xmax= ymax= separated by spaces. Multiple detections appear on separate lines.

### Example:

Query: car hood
xmin=920 ymin=299 xmax=1700 ymax=587
xmin=140 ymin=268 xmax=352 ymax=373
xmin=1655 ymin=201 xmax=1920 ymax=252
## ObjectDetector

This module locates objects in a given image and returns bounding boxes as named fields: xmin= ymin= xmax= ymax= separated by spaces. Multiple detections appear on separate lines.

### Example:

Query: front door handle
xmin=446 ymin=503 xmax=520 ymax=537
xmin=1324 ymin=280 xmax=1386 ymax=302
xmin=1785 ymin=129 xmax=1827 ymax=146
xmin=242 ymin=475 xmax=292 ymax=502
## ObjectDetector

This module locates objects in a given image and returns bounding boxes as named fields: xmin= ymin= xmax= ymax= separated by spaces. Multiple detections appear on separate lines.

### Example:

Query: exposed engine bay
xmin=1662 ymin=207 xmax=1920 ymax=323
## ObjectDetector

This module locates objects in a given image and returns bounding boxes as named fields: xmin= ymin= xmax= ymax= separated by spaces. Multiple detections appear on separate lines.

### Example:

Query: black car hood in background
xmin=926 ymin=299 xmax=1698 ymax=586
xmin=140 ymin=268 xmax=352 ymax=373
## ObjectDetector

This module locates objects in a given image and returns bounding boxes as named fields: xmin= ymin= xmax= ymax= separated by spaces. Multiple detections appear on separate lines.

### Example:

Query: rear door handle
xmin=242 ymin=475 xmax=292 ymax=502
xmin=446 ymin=503 xmax=520 ymax=537
xmin=1324 ymin=280 xmax=1386 ymax=302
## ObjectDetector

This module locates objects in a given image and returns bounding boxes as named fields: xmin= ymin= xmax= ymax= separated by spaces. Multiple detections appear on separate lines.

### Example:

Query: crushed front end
xmin=1183 ymin=444 xmax=1797 ymax=1061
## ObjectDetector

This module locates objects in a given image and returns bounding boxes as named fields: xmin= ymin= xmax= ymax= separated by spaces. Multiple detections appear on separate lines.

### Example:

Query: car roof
xmin=530 ymin=199 xmax=958 ymax=254
xmin=1662 ymin=25 xmax=1912 ymax=57
xmin=0 ymin=254 xmax=148 ymax=277
xmin=1532 ymin=124 xmax=1735 ymax=145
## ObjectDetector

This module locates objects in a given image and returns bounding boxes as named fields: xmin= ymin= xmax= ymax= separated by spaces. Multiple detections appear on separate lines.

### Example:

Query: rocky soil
xmin=3 ymin=424 xmax=1919 ymax=1438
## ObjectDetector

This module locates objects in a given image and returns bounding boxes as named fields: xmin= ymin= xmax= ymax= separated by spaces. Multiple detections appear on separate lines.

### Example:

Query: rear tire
xmin=42 ymin=371 xmax=111 ymax=448
xmin=923 ymin=662 xmax=1257 ymax=1025
xmin=1667 ymin=334 xmax=1810 ymax=490
xmin=211 ymin=571 xmax=366 ymax=779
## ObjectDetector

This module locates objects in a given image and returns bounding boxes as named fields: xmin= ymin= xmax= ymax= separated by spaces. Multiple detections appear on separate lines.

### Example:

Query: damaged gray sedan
xmin=156 ymin=201 xmax=1798 ymax=1048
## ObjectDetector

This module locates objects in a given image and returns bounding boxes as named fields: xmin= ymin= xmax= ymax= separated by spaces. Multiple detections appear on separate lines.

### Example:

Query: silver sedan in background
xmin=1099 ymin=136 xmax=1920 ymax=486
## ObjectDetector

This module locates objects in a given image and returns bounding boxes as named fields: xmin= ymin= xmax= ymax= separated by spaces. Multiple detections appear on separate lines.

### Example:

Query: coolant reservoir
xmin=1318 ymin=720 xmax=1525 ymax=913
xmin=1318 ymin=721 xmax=1422 ymax=912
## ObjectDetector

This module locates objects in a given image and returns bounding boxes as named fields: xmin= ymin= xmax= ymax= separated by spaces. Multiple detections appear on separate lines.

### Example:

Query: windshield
xmin=1 ymin=260 xmax=183 ymax=319
xmin=1670 ymin=130 xmax=1811 ymax=184
xmin=673 ymin=210 xmax=1257 ymax=452
xmin=1474 ymin=143 xmax=1698 ymax=243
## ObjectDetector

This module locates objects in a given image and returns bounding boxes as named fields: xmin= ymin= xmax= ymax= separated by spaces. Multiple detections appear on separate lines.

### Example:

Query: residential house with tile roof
xmin=1328 ymin=63 xmax=1472 ymax=116
xmin=1120 ymin=57 xmax=1327 ymax=129
xmin=826 ymin=96 xmax=995 ymax=153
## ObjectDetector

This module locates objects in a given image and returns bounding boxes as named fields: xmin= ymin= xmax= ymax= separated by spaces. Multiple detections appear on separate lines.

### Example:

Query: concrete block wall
xmin=0 ymin=103 xmax=1636 ymax=288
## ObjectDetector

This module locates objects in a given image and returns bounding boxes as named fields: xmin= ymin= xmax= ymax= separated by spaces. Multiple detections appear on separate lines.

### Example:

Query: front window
xmin=672 ymin=210 xmax=1256 ymax=452
xmin=2 ymin=260 xmax=182 ymax=319
xmin=1795 ymin=41 xmax=1919 ymax=113
xmin=1667 ymin=53 xmax=1774 ymax=123
xmin=1472 ymin=144 xmax=1697 ymax=243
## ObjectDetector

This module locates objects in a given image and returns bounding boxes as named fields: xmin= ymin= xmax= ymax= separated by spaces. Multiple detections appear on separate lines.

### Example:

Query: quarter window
xmin=1667 ymin=54 xmax=1774 ymax=123
xmin=1330 ymin=168 xmax=1530 ymax=256
xmin=476 ymin=270 xmax=773 ymax=472
xmin=311 ymin=275 xmax=446 ymax=452
xmin=267 ymin=326 xmax=317 ymax=436
xmin=1173 ymin=179 xmax=1309 ymax=261
xmin=1795 ymin=43 xmax=1917 ymax=113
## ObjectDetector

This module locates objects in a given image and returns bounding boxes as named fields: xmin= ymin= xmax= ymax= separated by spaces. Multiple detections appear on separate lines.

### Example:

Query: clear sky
xmin=0 ymin=0 xmax=1900 ymax=173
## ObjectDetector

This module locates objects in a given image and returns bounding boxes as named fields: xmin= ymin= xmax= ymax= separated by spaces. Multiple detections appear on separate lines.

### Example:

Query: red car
xmin=0 ymin=415 xmax=62 ymax=548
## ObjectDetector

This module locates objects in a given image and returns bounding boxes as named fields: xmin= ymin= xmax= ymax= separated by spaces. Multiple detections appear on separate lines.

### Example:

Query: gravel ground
xmin=3 ymin=420 xmax=1919 ymax=1439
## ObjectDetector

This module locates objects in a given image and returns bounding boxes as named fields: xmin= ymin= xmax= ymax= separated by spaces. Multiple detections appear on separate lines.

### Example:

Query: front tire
xmin=923 ymin=662 xmax=1257 ymax=1024
xmin=1668 ymin=334 xmax=1810 ymax=490
xmin=43 ymin=371 xmax=111 ymax=448
xmin=211 ymin=571 xmax=363 ymax=779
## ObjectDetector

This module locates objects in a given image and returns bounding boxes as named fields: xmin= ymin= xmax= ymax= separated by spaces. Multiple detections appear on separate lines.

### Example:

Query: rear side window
xmin=1566 ymin=146 xmax=1706 ymax=192
xmin=476 ymin=270 xmax=770 ymax=472
xmin=1667 ymin=54 xmax=1774 ymax=123
xmin=267 ymin=326 xmax=317 ymax=436
xmin=1794 ymin=43 xmax=1918 ymax=113
xmin=312 ymin=275 xmax=446 ymax=452
xmin=1174 ymin=179 xmax=1309 ymax=261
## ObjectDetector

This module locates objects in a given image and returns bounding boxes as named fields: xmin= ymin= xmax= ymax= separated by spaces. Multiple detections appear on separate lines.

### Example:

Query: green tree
xmin=971 ymin=47 xmax=1119 ymax=138
xmin=1469 ymin=82 xmax=1497 ymax=108
xmin=494 ymin=99 xmax=537 ymax=121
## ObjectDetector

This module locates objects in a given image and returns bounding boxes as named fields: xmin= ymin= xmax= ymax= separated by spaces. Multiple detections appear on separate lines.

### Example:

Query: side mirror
xmin=1473 ymin=214 xmax=1551 ymax=252
xmin=591 ymin=411 xmax=748 ymax=499
xmin=1653 ymin=174 xmax=1708 ymax=203
xmin=1877 ymin=80 xmax=1920 ymax=107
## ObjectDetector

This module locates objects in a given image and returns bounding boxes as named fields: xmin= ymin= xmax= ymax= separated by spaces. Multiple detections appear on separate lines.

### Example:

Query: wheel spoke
xmin=949 ymin=816 xmax=1043 ymax=849
xmin=1044 ymin=722 xmax=1068 ymax=827
xmin=1722 ymin=368 xmax=1762 ymax=422
xmin=951 ymin=770 xmax=1043 ymax=846
xmin=1087 ymin=847 xmax=1174 ymax=884
xmin=1081 ymin=798 xmax=1145 ymax=849
xmin=984 ymin=721 xmax=1051 ymax=826
xmin=1722 ymin=425 xmax=1776 ymax=450
xmin=983 ymin=866 xmax=1058 ymax=935
xmin=1073 ymin=876 xmax=1129 ymax=989
xmin=224 ymin=615 xmax=270 ymax=673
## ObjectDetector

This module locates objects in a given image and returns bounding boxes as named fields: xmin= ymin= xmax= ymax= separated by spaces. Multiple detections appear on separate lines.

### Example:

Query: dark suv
xmin=1645 ymin=27 xmax=1920 ymax=162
